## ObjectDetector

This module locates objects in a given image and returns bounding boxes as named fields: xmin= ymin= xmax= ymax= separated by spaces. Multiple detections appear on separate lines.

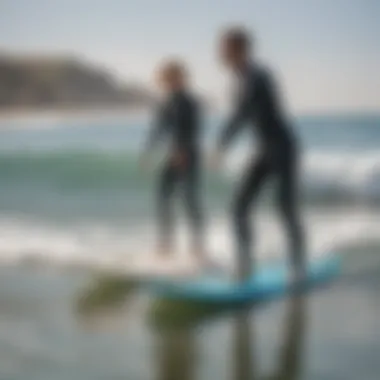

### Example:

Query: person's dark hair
xmin=222 ymin=26 xmax=253 ymax=52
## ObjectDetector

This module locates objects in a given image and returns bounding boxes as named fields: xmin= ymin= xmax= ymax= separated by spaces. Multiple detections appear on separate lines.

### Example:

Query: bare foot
xmin=288 ymin=266 xmax=307 ymax=291
xmin=235 ymin=257 xmax=254 ymax=284
xmin=198 ymin=256 xmax=228 ymax=276
xmin=156 ymin=242 xmax=173 ymax=259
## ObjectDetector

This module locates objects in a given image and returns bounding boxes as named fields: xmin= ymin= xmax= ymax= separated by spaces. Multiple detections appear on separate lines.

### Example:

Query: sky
xmin=0 ymin=0 xmax=379 ymax=113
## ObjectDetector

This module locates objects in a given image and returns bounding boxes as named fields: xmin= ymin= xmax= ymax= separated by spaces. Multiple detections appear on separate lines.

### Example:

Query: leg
xmin=233 ymin=156 xmax=271 ymax=281
xmin=276 ymin=152 xmax=306 ymax=279
xmin=182 ymin=159 xmax=205 ymax=259
xmin=157 ymin=163 xmax=178 ymax=256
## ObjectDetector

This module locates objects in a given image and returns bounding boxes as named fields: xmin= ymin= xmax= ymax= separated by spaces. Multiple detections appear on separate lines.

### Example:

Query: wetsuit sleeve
xmin=259 ymin=68 xmax=283 ymax=116
xmin=176 ymin=97 xmax=200 ymax=152
xmin=144 ymin=103 xmax=170 ymax=151
xmin=218 ymin=81 xmax=251 ymax=150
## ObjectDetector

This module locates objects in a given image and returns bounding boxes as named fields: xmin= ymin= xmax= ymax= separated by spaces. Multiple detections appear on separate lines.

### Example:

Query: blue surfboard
xmin=148 ymin=253 xmax=341 ymax=303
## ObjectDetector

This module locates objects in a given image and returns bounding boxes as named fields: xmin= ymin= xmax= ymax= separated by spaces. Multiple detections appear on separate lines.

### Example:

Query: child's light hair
xmin=155 ymin=58 xmax=188 ymax=86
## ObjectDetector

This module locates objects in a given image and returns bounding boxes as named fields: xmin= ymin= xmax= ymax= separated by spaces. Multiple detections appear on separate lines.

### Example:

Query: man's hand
xmin=139 ymin=151 xmax=151 ymax=172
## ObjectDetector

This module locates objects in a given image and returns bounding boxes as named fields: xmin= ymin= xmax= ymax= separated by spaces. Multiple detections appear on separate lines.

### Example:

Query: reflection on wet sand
xmin=233 ymin=296 xmax=306 ymax=380
xmin=154 ymin=296 xmax=306 ymax=380
xmin=156 ymin=328 xmax=196 ymax=380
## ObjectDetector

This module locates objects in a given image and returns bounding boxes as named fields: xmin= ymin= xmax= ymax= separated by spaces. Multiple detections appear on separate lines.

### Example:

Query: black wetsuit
xmin=147 ymin=90 xmax=203 ymax=250
xmin=218 ymin=63 xmax=305 ymax=276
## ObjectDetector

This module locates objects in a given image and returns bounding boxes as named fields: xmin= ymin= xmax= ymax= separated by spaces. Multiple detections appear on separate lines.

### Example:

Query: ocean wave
xmin=1 ymin=149 xmax=380 ymax=203
xmin=0 ymin=150 xmax=143 ymax=190
xmin=227 ymin=149 xmax=380 ymax=203
xmin=0 ymin=210 xmax=378 ymax=270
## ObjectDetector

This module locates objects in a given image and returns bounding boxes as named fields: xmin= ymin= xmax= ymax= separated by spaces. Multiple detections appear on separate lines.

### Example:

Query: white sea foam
xmin=0 ymin=209 xmax=378 ymax=271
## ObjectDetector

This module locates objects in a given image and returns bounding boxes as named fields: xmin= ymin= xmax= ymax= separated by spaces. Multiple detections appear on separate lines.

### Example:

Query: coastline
xmin=0 ymin=106 xmax=151 ymax=126
xmin=1 ymin=106 xmax=377 ymax=128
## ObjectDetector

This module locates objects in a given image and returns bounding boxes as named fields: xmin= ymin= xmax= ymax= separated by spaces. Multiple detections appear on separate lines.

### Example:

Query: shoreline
xmin=0 ymin=106 xmax=151 ymax=126
xmin=0 ymin=106 xmax=378 ymax=125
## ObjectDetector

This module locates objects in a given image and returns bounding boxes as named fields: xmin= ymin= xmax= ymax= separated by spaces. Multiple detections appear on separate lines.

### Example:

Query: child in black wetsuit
xmin=213 ymin=27 xmax=306 ymax=282
xmin=141 ymin=60 xmax=204 ymax=262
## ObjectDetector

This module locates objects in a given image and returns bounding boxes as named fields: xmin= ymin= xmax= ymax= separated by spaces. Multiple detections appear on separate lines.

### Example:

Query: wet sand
xmin=0 ymin=259 xmax=379 ymax=380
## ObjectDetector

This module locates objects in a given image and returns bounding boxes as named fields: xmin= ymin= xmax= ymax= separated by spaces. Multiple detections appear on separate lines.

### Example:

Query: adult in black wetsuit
xmin=214 ymin=27 xmax=305 ymax=281
xmin=142 ymin=60 xmax=204 ymax=260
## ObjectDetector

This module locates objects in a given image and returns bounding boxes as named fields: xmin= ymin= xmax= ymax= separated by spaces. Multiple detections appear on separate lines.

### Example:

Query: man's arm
xmin=218 ymin=80 xmax=251 ymax=150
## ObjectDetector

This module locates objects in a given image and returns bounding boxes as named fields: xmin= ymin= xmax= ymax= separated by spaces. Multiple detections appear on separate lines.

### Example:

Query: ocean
xmin=0 ymin=113 xmax=379 ymax=379
xmin=0 ymin=114 xmax=380 ymax=266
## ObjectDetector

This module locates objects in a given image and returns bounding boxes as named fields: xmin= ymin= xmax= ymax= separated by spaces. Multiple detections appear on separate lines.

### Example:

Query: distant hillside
xmin=0 ymin=53 xmax=155 ymax=110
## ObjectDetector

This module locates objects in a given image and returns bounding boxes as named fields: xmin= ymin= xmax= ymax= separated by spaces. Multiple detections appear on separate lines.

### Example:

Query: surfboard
xmin=147 ymin=253 xmax=341 ymax=303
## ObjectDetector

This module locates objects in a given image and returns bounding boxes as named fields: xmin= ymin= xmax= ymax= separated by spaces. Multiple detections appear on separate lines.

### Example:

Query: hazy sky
xmin=1 ymin=0 xmax=379 ymax=112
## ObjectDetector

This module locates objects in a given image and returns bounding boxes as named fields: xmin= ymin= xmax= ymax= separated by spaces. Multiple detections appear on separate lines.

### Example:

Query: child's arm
xmin=140 ymin=104 xmax=170 ymax=170
xmin=144 ymin=103 xmax=170 ymax=153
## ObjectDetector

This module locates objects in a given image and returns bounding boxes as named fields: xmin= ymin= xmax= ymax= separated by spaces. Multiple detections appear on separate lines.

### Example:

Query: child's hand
xmin=172 ymin=150 xmax=188 ymax=170
xmin=209 ymin=148 xmax=224 ymax=170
